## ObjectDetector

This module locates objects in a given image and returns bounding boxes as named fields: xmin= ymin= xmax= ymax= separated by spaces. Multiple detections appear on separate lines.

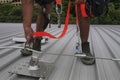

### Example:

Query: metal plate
xmin=12 ymin=37 xmax=26 ymax=43
xmin=12 ymin=37 xmax=48 ymax=44
xmin=10 ymin=61 xmax=54 ymax=79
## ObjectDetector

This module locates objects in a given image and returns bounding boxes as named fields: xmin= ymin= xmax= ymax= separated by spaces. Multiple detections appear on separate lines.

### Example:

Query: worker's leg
xmin=33 ymin=1 xmax=54 ymax=51
xmin=77 ymin=3 xmax=95 ymax=65
xmin=36 ymin=2 xmax=54 ymax=32
xmin=78 ymin=16 xmax=90 ymax=43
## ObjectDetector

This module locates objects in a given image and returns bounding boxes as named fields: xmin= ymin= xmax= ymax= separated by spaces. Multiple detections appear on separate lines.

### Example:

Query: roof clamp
xmin=9 ymin=43 xmax=55 ymax=80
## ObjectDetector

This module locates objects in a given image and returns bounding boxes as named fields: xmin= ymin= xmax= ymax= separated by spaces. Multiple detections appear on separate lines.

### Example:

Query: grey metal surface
xmin=10 ymin=61 xmax=54 ymax=79
xmin=0 ymin=23 xmax=120 ymax=80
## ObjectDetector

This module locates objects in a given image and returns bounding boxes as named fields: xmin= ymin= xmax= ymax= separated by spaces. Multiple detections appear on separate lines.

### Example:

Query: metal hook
xmin=56 ymin=4 xmax=62 ymax=14
xmin=56 ymin=4 xmax=62 ymax=28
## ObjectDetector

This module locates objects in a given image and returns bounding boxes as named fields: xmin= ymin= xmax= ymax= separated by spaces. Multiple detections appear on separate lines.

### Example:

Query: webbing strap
xmin=56 ymin=0 xmax=62 ymax=5
xmin=75 ymin=3 xmax=88 ymax=26
xmin=34 ymin=0 xmax=70 ymax=39
xmin=80 ymin=3 xmax=88 ymax=17
xmin=75 ymin=4 xmax=79 ymax=25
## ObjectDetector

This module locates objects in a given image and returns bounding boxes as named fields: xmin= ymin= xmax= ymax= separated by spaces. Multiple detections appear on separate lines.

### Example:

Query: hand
xmin=24 ymin=27 xmax=33 ymax=43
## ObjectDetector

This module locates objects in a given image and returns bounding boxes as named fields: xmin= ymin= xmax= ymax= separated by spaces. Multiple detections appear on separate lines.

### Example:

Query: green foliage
xmin=0 ymin=1 xmax=120 ymax=24
xmin=0 ymin=3 xmax=22 ymax=22
xmin=8 ymin=6 xmax=22 ymax=16
xmin=90 ymin=2 xmax=120 ymax=24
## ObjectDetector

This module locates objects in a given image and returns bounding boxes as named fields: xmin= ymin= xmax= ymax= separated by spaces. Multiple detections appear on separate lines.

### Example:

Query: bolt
xmin=43 ymin=71 xmax=46 ymax=74
xmin=39 ymin=78 xmax=43 ymax=80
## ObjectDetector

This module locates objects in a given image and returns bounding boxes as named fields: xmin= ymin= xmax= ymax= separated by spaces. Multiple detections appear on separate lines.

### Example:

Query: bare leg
xmin=76 ymin=3 xmax=95 ymax=65
xmin=77 ymin=3 xmax=90 ymax=43
xmin=33 ymin=2 xmax=54 ymax=51
xmin=36 ymin=2 xmax=54 ymax=32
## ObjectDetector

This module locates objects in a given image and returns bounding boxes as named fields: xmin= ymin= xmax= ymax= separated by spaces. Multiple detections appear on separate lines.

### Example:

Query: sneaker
xmin=80 ymin=42 xmax=95 ymax=65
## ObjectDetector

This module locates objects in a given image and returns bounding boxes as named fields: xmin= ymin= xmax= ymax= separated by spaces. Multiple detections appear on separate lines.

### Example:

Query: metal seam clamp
xmin=0 ymin=44 xmax=54 ymax=80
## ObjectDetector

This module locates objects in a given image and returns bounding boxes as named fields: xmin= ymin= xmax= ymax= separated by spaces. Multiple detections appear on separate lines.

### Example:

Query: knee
xmin=79 ymin=16 xmax=89 ymax=22
xmin=21 ymin=0 xmax=34 ymax=4
xmin=82 ymin=17 xmax=89 ymax=21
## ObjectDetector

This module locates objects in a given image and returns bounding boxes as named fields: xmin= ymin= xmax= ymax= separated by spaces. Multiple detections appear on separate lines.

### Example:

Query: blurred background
xmin=0 ymin=0 xmax=120 ymax=24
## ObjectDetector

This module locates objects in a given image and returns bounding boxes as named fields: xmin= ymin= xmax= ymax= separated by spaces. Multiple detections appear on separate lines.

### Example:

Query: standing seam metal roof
xmin=0 ymin=23 xmax=120 ymax=80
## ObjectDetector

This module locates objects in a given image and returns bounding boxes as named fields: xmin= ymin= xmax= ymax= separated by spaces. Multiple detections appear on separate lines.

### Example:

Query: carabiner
xmin=56 ymin=4 xmax=62 ymax=15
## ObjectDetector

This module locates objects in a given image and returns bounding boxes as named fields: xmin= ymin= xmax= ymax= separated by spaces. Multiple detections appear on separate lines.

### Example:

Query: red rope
xmin=56 ymin=0 xmax=62 ymax=5
xmin=75 ymin=3 xmax=88 ymax=26
xmin=80 ymin=3 xmax=88 ymax=17
xmin=34 ymin=0 xmax=70 ymax=39
xmin=75 ymin=4 xmax=79 ymax=25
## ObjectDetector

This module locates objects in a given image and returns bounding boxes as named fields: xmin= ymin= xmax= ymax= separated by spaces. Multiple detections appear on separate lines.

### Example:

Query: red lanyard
xmin=80 ymin=3 xmax=88 ymax=17
xmin=56 ymin=0 xmax=62 ymax=5
xmin=75 ymin=3 xmax=88 ymax=26
xmin=75 ymin=4 xmax=79 ymax=25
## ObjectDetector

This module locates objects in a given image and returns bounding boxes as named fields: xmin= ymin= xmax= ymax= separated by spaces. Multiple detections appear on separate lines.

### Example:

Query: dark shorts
xmin=35 ymin=0 xmax=55 ymax=5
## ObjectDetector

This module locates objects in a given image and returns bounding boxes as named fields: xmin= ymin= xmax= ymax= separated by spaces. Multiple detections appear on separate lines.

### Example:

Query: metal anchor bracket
xmin=9 ymin=60 xmax=54 ymax=79
xmin=8 ymin=47 xmax=54 ymax=80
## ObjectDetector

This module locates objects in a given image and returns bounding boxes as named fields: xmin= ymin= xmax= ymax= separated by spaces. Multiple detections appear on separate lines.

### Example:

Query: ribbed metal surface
xmin=0 ymin=23 xmax=120 ymax=80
